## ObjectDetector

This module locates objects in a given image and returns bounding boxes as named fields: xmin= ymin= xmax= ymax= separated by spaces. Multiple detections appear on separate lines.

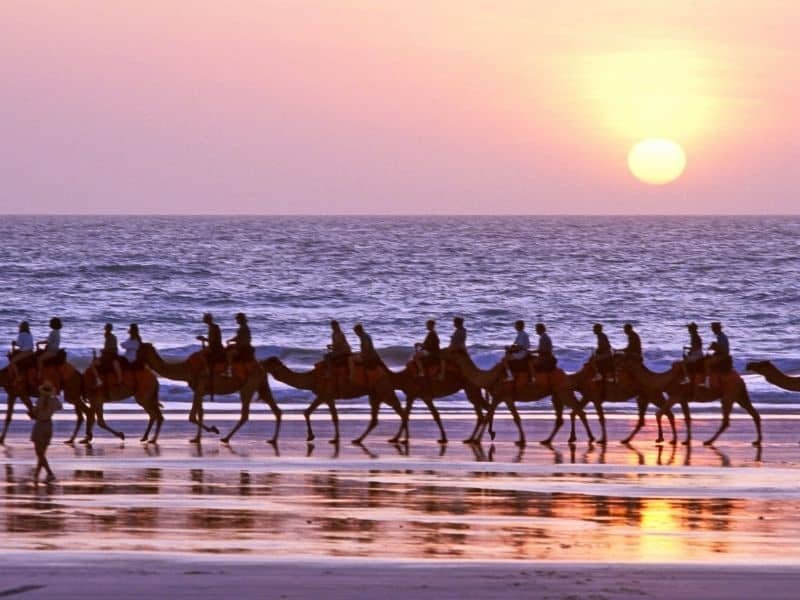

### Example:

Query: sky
xmin=1 ymin=0 xmax=798 ymax=215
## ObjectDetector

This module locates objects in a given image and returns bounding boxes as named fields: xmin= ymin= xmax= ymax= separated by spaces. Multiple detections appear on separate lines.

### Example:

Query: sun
xmin=627 ymin=138 xmax=687 ymax=185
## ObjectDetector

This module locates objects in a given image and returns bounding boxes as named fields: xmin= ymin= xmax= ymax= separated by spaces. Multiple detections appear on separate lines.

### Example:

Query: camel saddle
xmin=532 ymin=368 xmax=567 ymax=393
xmin=349 ymin=364 xmax=385 ymax=388
xmin=39 ymin=349 xmax=68 ymax=368
xmin=708 ymin=370 xmax=741 ymax=394
xmin=407 ymin=359 xmax=458 ymax=379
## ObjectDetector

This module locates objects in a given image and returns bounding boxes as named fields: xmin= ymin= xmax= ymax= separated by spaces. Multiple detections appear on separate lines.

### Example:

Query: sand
xmin=1 ymin=411 xmax=798 ymax=597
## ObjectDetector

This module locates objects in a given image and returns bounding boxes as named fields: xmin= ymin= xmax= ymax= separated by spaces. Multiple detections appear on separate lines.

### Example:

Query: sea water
xmin=1 ymin=215 xmax=798 ymax=412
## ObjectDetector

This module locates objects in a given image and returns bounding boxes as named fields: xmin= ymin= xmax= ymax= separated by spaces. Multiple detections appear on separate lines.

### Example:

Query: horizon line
xmin=1 ymin=213 xmax=798 ymax=218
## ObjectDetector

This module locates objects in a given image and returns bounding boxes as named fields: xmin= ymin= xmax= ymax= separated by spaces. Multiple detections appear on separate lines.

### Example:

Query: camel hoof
xmin=79 ymin=437 xmax=92 ymax=445
xmin=64 ymin=439 xmax=76 ymax=445
xmin=189 ymin=437 xmax=200 ymax=444
xmin=682 ymin=439 xmax=691 ymax=446
xmin=267 ymin=438 xmax=278 ymax=446
xmin=703 ymin=439 xmax=713 ymax=446
xmin=351 ymin=439 xmax=364 ymax=445
xmin=752 ymin=440 xmax=762 ymax=447
xmin=568 ymin=437 xmax=577 ymax=444
xmin=655 ymin=438 xmax=664 ymax=445
xmin=595 ymin=438 xmax=605 ymax=446
xmin=330 ymin=438 xmax=340 ymax=445
xmin=0 ymin=438 xmax=5 ymax=446
xmin=140 ymin=436 xmax=148 ymax=443
xmin=539 ymin=440 xmax=553 ymax=447
xmin=437 ymin=438 xmax=448 ymax=445
xmin=670 ymin=439 xmax=678 ymax=446
xmin=220 ymin=437 xmax=231 ymax=445
xmin=620 ymin=438 xmax=631 ymax=445
xmin=117 ymin=432 xmax=125 ymax=441
xmin=515 ymin=440 xmax=526 ymax=448
xmin=462 ymin=438 xmax=474 ymax=444
xmin=148 ymin=439 xmax=158 ymax=445
xmin=209 ymin=426 xmax=220 ymax=435
xmin=490 ymin=431 xmax=497 ymax=441
xmin=388 ymin=436 xmax=400 ymax=444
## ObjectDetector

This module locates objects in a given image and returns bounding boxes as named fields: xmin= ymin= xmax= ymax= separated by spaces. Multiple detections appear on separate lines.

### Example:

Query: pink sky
xmin=1 ymin=1 xmax=798 ymax=214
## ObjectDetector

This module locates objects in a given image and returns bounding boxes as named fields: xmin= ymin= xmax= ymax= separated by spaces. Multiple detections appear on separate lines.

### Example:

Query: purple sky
xmin=1 ymin=1 xmax=798 ymax=214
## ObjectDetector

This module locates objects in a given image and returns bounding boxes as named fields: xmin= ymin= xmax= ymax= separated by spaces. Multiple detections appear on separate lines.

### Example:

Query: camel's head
xmin=262 ymin=356 xmax=282 ymax=372
xmin=136 ymin=343 xmax=155 ymax=361
xmin=746 ymin=361 xmax=770 ymax=373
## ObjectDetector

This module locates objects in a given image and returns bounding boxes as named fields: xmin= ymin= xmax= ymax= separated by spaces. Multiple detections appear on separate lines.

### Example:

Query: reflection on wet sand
xmin=0 ymin=418 xmax=797 ymax=562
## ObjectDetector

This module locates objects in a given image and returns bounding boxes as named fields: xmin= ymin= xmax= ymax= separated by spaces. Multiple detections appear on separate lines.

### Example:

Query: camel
xmin=747 ymin=360 xmax=800 ymax=392
xmin=659 ymin=367 xmax=762 ymax=446
xmin=386 ymin=355 xmax=490 ymax=444
xmin=608 ymin=357 xmax=688 ymax=444
xmin=262 ymin=357 xmax=408 ymax=444
xmin=446 ymin=352 xmax=593 ymax=446
xmin=0 ymin=358 xmax=88 ymax=445
xmin=81 ymin=366 xmax=164 ymax=444
xmin=137 ymin=343 xmax=280 ymax=444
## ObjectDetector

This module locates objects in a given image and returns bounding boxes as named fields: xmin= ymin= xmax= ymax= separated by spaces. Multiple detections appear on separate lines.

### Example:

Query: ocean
xmin=1 ymin=215 xmax=798 ymax=413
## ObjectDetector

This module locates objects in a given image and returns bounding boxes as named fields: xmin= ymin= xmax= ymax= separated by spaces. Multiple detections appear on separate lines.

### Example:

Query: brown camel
xmin=0 ymin=359 xmax=89 ymax=445
xmin=262 ymin=357 xmax=408 ymax=445
xmin=606 ymin=357 xmax=688 ymax=444
xmin=447 ymin=352 xmax=593 ymax=446
xmin=660 ymin=368 xmax=762 ymax=446
xmin=81 ymin=366 xmax=164 ymax=444
xmin=747 ymin=360 xmax=800 ymax=392
xmin=387 ymin=355 xmax=490 ymax=444
xmin=137 ymin=343 xmax=280 ymax=444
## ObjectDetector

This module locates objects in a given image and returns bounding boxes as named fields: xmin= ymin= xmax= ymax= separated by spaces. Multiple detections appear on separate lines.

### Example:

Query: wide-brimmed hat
xmin=38 ymin=381 xmax=57 ymax=396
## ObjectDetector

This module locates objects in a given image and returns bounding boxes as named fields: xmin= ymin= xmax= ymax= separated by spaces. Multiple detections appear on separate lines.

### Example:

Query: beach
xmin=1 ymin=413 xmax=799 ymax=597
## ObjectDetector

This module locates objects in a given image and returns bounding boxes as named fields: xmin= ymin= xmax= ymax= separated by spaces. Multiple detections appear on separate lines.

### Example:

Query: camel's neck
xmin=761 ymin=364 xmax=800 ymax=392
xmin=142 ymin=347 xmax=191 ymax=382
xmin=451 ymin=355 xmax=503 ymax=388
xmin=625 ymin=362 xmax=680 ymax=391
xmin=266 ymin=360 xmax=316 ymax=391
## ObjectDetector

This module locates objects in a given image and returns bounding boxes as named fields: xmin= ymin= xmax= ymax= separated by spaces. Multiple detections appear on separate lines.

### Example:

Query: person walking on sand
xmin=31 ymin=381 xmax=62 ymax=483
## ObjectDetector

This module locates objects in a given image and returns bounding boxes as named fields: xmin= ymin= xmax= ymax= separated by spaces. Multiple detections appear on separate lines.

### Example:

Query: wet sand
xmin=1 ymin=413 xmax=799 ymax=597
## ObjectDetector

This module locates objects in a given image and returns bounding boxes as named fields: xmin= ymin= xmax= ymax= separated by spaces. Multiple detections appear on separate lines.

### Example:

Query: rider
xmin=441 ymin=316 xmax=467 ymax=381
xmin=225 ymin=312 xmax=253 ymax=376
xmin=592 ymin=323 xmax=614 ymax=382
xmin=36 ymin=317 xmax=62 ymax=378
xmin=622 ymin=323 xmax=643 ymax=362
xmin=683 ymin=322 xmax=704 ymax=386
xmin=532 ymin=323 xmax=555 ymax=372
xmin=120 ymin=324 xmax=142 ymax=367
xmin=707 ymin=321 xmax=731 ymax=376
xmin=324 ymin=320 xmax=351 ymax=378
xmin=503 ymin=320 xmax=531 ymax=381
xmin=92 ymin=323 xmax=122 ymax=388
xmin=197 ymin=313 xmax=225 ymax=375
xmin=349 ymin=323 xmax=380 ymax=381
xmin=8 ymin=321 xmax=34 ymax=379
xmin=413 ymin=319 xmax=440 ymax=378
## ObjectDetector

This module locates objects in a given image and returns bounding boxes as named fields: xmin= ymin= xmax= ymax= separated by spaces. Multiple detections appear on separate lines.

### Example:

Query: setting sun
xmin=628 ymin=139 xmax=687 ymax=185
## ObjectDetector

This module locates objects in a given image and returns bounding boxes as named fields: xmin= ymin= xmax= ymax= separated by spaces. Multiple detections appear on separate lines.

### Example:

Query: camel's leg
xmin=221 ymin=392 xmax=251 ymax=444
xmin=663 ymin=408 xmax=677 ymax=445
xmin=0 ymin=395 xmax=15 ymax=445
xmin=592 ymin=398 xmax=606 ymax=445
xmin=541 ymin=399 xmax=564 ymax=446
xmin=386 ymin=391 xmax=410 ymax=443
xmin=303 ymin=396 xmax=326 ymax=442
xmin=736 ymin=391 xmax=762 ymax=447
xmin=622 ymin=397 xmax=648 ymax=444
xmin=421 ymin=396 xmax=447 ymax=444
xmin=189 ymin=392 xmax=203 ymax=443
xmin=390 ymin=395 xmax=413 ymax=444
xmin=680 ymin=400 xmax=692 ymax=445
xmin=327 ymin=399 xmax=341 ymax=444
xmin=576 ymin=403 xmax=595 ymax=444
xmin=260 ymin=391 xmax=282 ymax=445
xmin=704 ymin=399 xmax=733 ymax=445
xmin=353 ymin=396 xmax=379 ymax=444
xmin=506 ymin=400 xmax=525 ymax=447
xmin=140 ymin=409 xmax=154 ymax=443
xmin=146 ymin=384 xmax=164 ymax=444
xmin=463 ymin=401 xmax=484 ymax=444
xmin=95 ymin=401 xmax=125 ymax=441
xmin=80 ymin=397 xmax=96 ymax=444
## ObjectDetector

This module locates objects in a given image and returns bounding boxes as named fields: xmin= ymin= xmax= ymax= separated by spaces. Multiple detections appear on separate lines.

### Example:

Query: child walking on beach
xmin=31 ymin=381 xmax=62 ymax=483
